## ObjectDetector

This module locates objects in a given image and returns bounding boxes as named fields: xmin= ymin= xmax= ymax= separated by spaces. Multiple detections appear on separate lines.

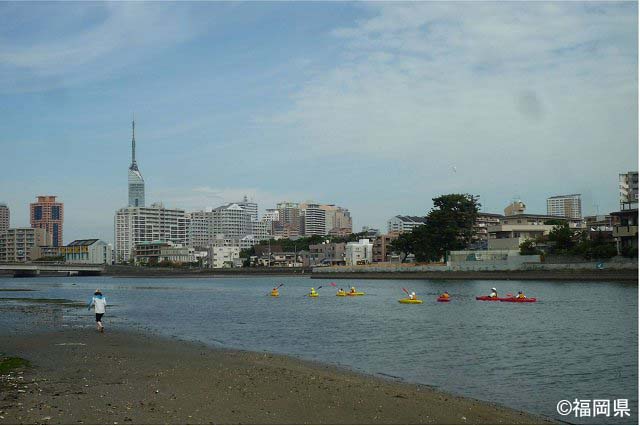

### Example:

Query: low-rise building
xmin=0 ymin=228 xmax=52 ymax=262
xmin=487 ymin=214 xmax=580 ymax=250
xmin=387 ymin=216 xmax=427 ymax=234
xmin=372 ymin=233 xmax=399 ymax=263
xmin=309 ymin=242 xmax=346 ymax=266
xmin=133 ymin=241 xmax=195 ymax=265
xmin=209 ymin=246 xmax=240 ymax=269
xmin=472 ymin=213 xmax=504 ymax=249
xmin=345 ymin=239 xmax=373 ymax=265
xmin=58 ymin=239 xmax=112 ymax=264
xmin=610 ymin=209 xmax=638 ymax=256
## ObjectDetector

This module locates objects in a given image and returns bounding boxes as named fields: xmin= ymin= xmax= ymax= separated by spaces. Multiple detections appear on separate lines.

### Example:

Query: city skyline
xmin=1 ymin=1 xmax=637 ymax=243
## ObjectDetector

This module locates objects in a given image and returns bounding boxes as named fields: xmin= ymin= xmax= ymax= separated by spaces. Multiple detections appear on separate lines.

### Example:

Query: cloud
xmin=264 ymin=1 xmax=637 ymax=167
xmin=0 ymin=2 xmax=206 ymax=93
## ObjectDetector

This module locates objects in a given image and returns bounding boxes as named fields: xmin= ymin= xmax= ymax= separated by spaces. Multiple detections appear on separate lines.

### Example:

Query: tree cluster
xmin=390 ymin=194 xmax=480 ymax=262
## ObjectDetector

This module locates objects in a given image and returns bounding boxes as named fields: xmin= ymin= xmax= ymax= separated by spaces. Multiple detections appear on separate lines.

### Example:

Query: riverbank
xmin=1 ymin=327 xmax=552 ymax=425
xmin=311 ymin=269 xmax=638 ymax=282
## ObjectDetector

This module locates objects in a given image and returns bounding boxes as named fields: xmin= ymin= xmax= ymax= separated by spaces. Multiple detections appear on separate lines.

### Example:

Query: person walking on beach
xmin=88 ymin=289 xmax=107 ymax=332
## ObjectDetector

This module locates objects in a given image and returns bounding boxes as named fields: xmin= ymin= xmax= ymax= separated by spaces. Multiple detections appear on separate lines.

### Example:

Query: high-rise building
xmin=300 ymin=202 xmax=326 ymax=236
xmin=275 ymin=202 xmax=300 ymax=238
xmin=30 ymin=195 xmax=64 ymax=247
xmin=236 ymin=196 xmax=258 ymax=222
xmin=321 ymin=204 xmax=352 ymax=235
xmin=187 ymin=211 xmax=210 ymax=249
xmin=114 ymin=203 xmax=188 ymax=263
xmin=619 ymin=171 xmax=638 ymax=210
xmin=210 ymin=203 xmax=252 ymax=240
xmin=547 ymin=194 xmax=582 ymax=219
xmin=128 ymin=119 xmax=145 ymax=207
xmin=0 ymin=203 xmax=9 ymax=236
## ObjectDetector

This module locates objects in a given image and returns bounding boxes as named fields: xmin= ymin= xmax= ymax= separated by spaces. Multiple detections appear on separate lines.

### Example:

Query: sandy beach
xmin=0 ymin=327 xmax=553 ymax=425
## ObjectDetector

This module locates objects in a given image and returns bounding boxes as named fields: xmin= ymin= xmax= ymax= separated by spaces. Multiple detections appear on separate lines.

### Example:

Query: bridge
xmin=0 ymin=263 xmax=105 ymax=277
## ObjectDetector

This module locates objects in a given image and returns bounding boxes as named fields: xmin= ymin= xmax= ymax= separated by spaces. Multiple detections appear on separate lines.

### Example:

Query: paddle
xmin=266 ymin=283 xmax=284 ymax=296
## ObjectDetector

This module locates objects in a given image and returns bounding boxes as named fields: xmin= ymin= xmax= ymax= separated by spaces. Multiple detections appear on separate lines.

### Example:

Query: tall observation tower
xmin=128 ymin=117 xmax=145 ymax=207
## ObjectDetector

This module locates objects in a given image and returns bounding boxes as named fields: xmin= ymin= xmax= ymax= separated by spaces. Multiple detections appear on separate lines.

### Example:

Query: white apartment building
xmin=210 ymin=203 xmax=252 ymax=240
xmin=619 ymin=171 xmax=639 ymax=210
xmin=345 ymin=239 xmax=374 ymax=265
xmin=251 ymin=220 xmax=271 ymax=242
xmin=114 ymin=203 xmax=188 ymax=263
xmin=236 ymin=196 xmax=258 ymax=222
xmin=187 ymin=210 xmax=210 ymax=248
xmin=209 ymin=246 xmax=240 ymax=268
xmin=547 ymin=194 xmax=582 ymax=219
xmin=387 ymin=215 xmax=427 ymax=233
xmin=300 ymin=202 xmax=326 ymax=236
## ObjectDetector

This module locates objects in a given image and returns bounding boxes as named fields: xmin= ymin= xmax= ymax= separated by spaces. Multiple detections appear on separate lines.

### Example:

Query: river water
xmin=0 ymin=275 xmax=637 ymax=424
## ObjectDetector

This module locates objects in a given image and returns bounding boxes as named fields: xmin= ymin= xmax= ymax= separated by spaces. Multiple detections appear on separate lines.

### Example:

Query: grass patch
xmin=0 ymin=357 xmax=30 ymax=374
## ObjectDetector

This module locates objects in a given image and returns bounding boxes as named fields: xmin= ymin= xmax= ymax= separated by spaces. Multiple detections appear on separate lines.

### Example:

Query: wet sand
xmin=0 ymin=328 xmax=553 ymax=425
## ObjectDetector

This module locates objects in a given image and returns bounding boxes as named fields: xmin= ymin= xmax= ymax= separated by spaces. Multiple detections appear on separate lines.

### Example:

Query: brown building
xmin=30 ymin=195 xmax=64 ymax=247
xmin=610 ymin=209 xmax=638 ymax=256
xmin=373 ymin=233 xmax=399 ymax=263
xmin=0 ymin=227 xmax=52 ymax=262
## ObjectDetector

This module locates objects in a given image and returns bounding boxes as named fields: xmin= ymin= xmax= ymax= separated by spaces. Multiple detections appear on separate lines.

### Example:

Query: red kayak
xmin=476 ymin=296 xmax=537 ymax=303
xmin=500 ymin=297 xmax=537 ymax=303
xmin=475 ymin=296 xmax=501 ymax=301
xmin=437 ymin=297 xmax=450 ymax=302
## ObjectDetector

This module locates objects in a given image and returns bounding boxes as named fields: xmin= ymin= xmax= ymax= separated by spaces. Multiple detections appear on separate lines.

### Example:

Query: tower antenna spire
xmin=131 ymin=113 xmax=136 ymax=165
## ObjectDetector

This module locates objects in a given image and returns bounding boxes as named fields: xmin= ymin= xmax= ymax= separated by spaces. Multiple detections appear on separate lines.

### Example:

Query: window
xmin=51 ymin=206 xmax=60 ymax=220
xmin=33 ymin=206 xmax=42 ymax=220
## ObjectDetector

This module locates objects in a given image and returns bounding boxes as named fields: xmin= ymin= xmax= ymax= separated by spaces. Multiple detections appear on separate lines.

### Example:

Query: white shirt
xmin=91 ymin=296 xmax=107 ymax=314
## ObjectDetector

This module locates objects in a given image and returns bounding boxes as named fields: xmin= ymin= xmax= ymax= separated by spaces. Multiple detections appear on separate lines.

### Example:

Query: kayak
xmin=399 ymin=298 xmax=423 ymax=304
xmin=476 ymin=296 xmax=537 ymax=303
xmin=346 ymin=292 xmax=365 ymax=296
xmin=475 ymin=296 xmax=501 ymax=301
xmin=308 ymin=293 xmax=318 ymax=298
xmin=500 ymin=297 xmax=537 ymax=303
xmin=270 ymin=292 xmax=279 ymax=297
xmin=437 ymin=297 xmax=450 ymax=302
xmin=336 ymin=291 xmax=346 ymax=297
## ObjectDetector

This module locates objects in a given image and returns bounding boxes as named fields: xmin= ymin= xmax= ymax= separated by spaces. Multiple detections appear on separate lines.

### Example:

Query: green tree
xmin=519 ymin=239 xmax=539 ymax=255
xmin=389 ymin=232 xmax=415 ymax=262
xmin=413 ymin=194 xmax=480 ymax=261
xmin=548 ymin=222 xmax=575 ymax=251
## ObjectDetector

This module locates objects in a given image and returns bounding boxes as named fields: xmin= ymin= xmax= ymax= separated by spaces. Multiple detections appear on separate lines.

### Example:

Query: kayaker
xmin=310 ymin=287 xmax=318 ymax=296
xmin=440 ymin=291 xmax=450 ymax=299
xmin=271 ymin=287 xmax=279 ymax=296
xmin=339 ymin=288 xmax=344 ymax=293
xmin=409 ymin=291 xmax=417 ymax=300
xmin=489 ymin=287 xmax=498 ymax=298
xmin=350 ymin=286 xmax=356 ymax=294
xmin=516 ymin=291 xmax=526 ymax=299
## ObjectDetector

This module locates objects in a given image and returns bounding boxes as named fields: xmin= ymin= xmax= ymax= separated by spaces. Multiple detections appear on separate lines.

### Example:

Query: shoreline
xmin=311 ymin=269 xmax=638 ymax=282
xmin=0 ymin=327 xmax=555 ymax=424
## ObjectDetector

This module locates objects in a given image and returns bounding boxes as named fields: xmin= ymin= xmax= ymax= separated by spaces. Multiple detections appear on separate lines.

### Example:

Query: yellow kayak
xmin=346 ymin=292 xmax=365 ymax=296
xmin=399 ymin=298 xmax=423 ymax=304
xmin=270 ymin=292 xmax=279 ymax=297
xmin=308 ymin=293 xmax=318 ymax=297
xmin=336 ymin=291 xmax=346 ymax=297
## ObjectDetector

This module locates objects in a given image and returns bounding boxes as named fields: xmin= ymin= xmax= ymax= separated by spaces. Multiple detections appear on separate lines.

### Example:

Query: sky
xmin=0 ymin=1 xmax=638 ymax=244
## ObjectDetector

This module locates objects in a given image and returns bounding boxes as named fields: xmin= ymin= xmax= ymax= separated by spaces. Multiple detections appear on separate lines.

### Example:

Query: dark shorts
xmin=95 ymin=313 xmax=104 ymax=322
